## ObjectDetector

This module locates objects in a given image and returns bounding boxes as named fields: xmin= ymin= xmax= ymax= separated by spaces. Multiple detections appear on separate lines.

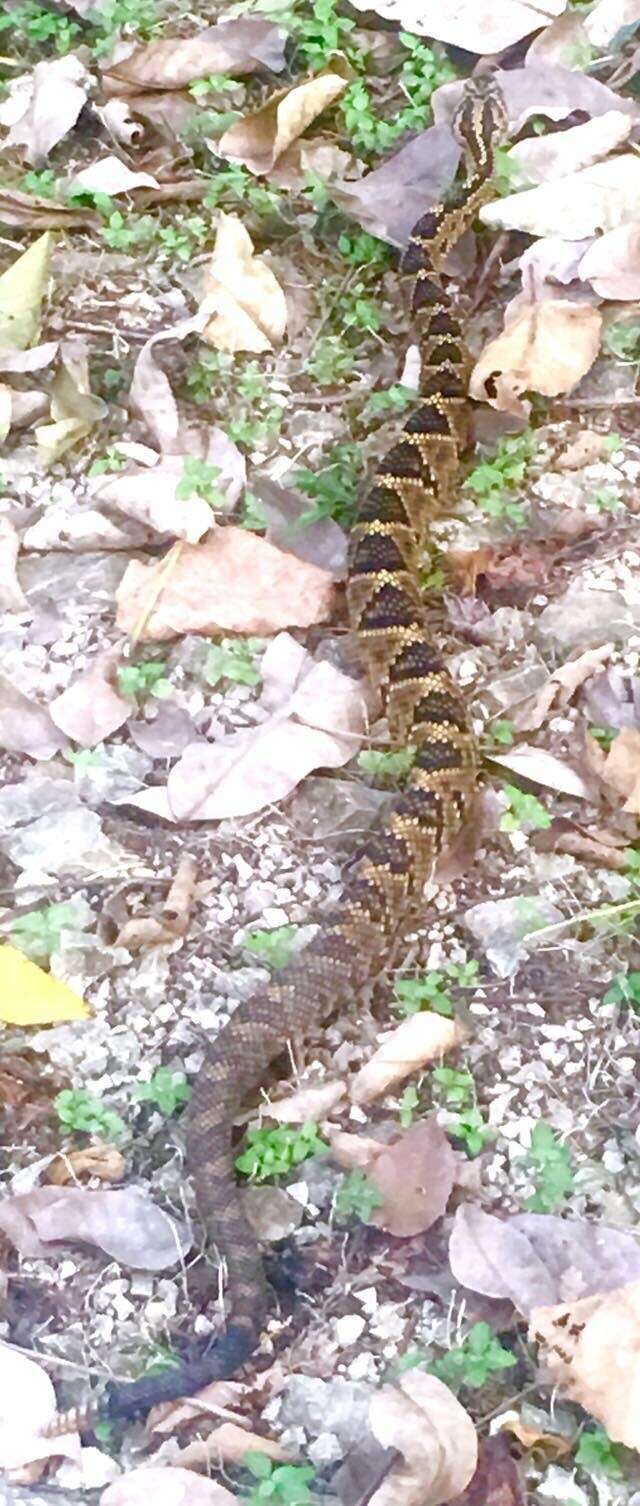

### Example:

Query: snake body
xmin=53 ymin=78 xmax=506 ymax=1431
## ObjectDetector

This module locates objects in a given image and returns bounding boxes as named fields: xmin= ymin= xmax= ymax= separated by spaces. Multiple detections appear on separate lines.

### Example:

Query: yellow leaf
xmin=470 ymin=299 xmax=602 ymax=418
xmin=0 ymin=231 xmax=52 ymax=354
xmin=0 ymin=943 xmax=89 ymax=1024
xmin=219 ymin=71 xmax=348 ymax=175
xmin=202 ymin=213 xmax=287 ymax=353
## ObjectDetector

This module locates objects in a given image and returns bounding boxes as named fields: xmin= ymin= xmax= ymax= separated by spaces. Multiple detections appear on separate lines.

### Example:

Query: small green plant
xmin=89 ymin=447 xmax=127 ymax=477
xmin=500 ymin=784 xmax=551 ymax=833
xmin=337 ymin=230 xmax=390 ymax=270
xmin=21 ymin=168 xmax=59 ymax=198
xmin=340 ymin=34 xmax=455 ymax=154
xmin=398 ymin=1084 xmax=420 ymax=1128
xmin=101 ymin=210 xmax=157 ymax=252
xmin=358 ymin=746 xmax=416 ymax=778
xmin=90 ymin=0 xmax=158 ymax=54
xmin=236 ymin=1121 xmax=327 ymax=1182
xmin=465 ymin=432 xmax=536 ymax=525
xmin=304 ymin=334 xmax=356 ymax=387
xmin=576 ymin=1428 xmax=623 ymax=1479
xmin=176 ymin=457 xmax=225 ymax=509
xmin=292 ymin=0 xmax=359 ymax=70
xmin=117 ymin=660 xmax=171 ymax=701
xmin=0 ymin=0 xmax=81 ymax=51
xmin=55 ymin=1089 xmax=126 ymax=1140
xmin=241 ymin=492 xmax=268 ymax=532
xmin=591 ymin=487 xmax=622 ymax=513
xmin=525 ymin=1121 xmax=574 ymax=1212
xmin=244 ymin=1451 xmax=315 ymax=1506
xmin=157 ymin=215 xmax=209 ymax=262
xmin=135 ymin=1068 xmax=190 ymax=1116
xmin=141 ymin=1341 xmax=182 ymax=1376
xmin=589 ymin=725 xmax=617 ymax=750
xmin=602 ymin=970 xmax=640 ymax=1008
xmin=486 ymin=719 xmax=514 ymax=747
xmin=295 ymin=442 xmax=362 ymax=526
xmin=432 ymin=1322 xmax=516 ymax=1390
xmin=603 ymin=321 xmax=640 ymax=362
xmin=11 ymin=902 xmax=84 ymax=963
xmin=205 ymin=164 xmax=285 ymax=219
xmin=334 ymin=1168 xmax=383 ymax=1221
xmin=433 ymin=1066 xmax=492 ymax=1155
xmin=189 ymin=70 xmax=237 ymax=98
xmin=363 ymin=384 xmax=418 ymax=422
xmin=394 ymin=960 xmax=479 ymax=1018
xmin=243 ymin=924 xmax=298 ymax=969
xmin=338 ymin=281 xmax=381 ymax=334
xmin=205 ymin=638 xmax=263 ymax=689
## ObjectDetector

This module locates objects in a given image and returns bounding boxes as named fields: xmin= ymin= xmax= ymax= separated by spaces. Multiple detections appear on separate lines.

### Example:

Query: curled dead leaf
xmin=351 ymin=1013 xmax=463 ymax=1106
xmin=115 ymin=856 xmax=197 ymax=950
xmin=368 ymin=1371 xmax=477 ymax=1506
xmin=530 ymin=1279 xmax=640 ymax=1448
xmin=588 ymin=725 xmax=640 ymax=813
xmin=470 ymin=300 xmax=602 ymax=418
xmin=266 ymin=1080 xmax=346 ymax=1124
xmin=202 ymin=214 xmax=287 ymax=353
xmin=103 ymin=17 xmax=285 ymax=93
xmin=220 ymin=72 xmax=347 ymax=175
xmin=366 ymin=1118 xmax=456 ymax=1237
xmin=46 ymin=1145 xmax=126 ymax=1186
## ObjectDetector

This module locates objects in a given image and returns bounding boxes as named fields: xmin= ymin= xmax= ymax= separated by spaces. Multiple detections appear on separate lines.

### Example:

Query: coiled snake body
xmin=56 ymin=77 xmax=506 ymax=1430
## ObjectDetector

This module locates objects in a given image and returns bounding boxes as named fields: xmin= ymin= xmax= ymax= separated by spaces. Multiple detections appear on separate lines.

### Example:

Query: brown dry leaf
xmin=505 ymin=111 xmax=633 ymax=187
xmin=220 ymin=72 xmax=347 ymax=175
xmin=529 ymin=1280 xmax=640 ymax=1448
xmin=102 ymin=1466 xmax=237 ymax=1506
xmin=500 ymin=1418 xmax=572 ymax=1463
xmin=333 ymin=124 xmax=460 ymax=247
xmin=0 ymin=674 xmax=68 ymax=760
xmin=368 ymin=1371 xmax=477 ymax=1506
xmin=103 ymin=17 xmax=285 ymax=92
xmin=345 ymin=0 xmax=565 ymax=53
xmin=202 ymin=214 xmax=287 ymax=353
xmin=448 ymin=1435 xmax=526 ymax=1506
xmin=327 ymin=1129 xmax=385 ymax=1169
xmin=526 ymin=7 xmax=590 ymax=64
xmin=534 ymin=824 xmax=630 ymax=871
xmin=0 ymin=55 xmax=90 ymax=164
xmin=65 ymin=156 xmax=160 ymax=196
xmin=0 ymin=1187 xmax=190 ymax=1269
xmin=351 ymin=1013 xmax=463 ymax=1107
xmin=556 ymin=429 xmax=614 ymax=469
xmin=0 ymin=188 xmax=99 ymax=231
xmin=90 ymin=456 xmax=221 ymax=543
xmin=491 ymin=745 xmax=594 ymax=800
xmin=470 ymin=300 xmax=602 ymax=419
xmin=115 ymin=855 xmax=197 ymax=950
xmin=366 ymin=1118 xmax=456 ymax=1238
xmin=516 ymin=642 xmax=613 ymax=731
xmin=579 ymin=223 xmax=640 ymax=300
xmin=266 ymin=1080 xmax=346 ymax=1124
xmin=174 ymin=1422 xmax=288 ymax=1469
xmin=35 ymin=341 xmax=107 ymax=462
xmin=49 ymin=649 xmax=131 ymax=746
xmin=130 ymin=634 xmax=366 ymax=821
xmin=436 ymin=64 xmax=636 ymax=136
xmin=116 ymin=528 xmax=333 ymax=640
xmin=46 ymin=1145 xmax=126 ymax=1185
xmin=589 ymin=726 xmax=640 ymax=813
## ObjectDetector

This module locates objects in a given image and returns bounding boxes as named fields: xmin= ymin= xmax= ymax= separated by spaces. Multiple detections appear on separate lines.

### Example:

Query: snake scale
xmin=52 ymin=76 xmax=507 ymax=1432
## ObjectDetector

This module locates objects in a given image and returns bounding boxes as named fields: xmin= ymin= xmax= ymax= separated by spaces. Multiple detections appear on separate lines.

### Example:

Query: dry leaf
xmin=470 ymin=300 xmax=602 ymax=419
xmin=0 ymin=1187 xmax=190 ymax=1269
xmin=327 ymin=1129 xmax=385 ymax=1169
xmin=530 ymin=1280 xmax=640 ymax=1448
xmin=0 ymin=188 xmax=98 ymax=230
xmin=366 ymin=1118 xmax=456 ymax=1238
xmin=516 ymin=643 xmax=613 ymax=731
xmin=351 ymin=1013 xmax=463 ymax=1106
xmin=46 ymin=1145 xmax=126 ymax=1185
xmin=202 ymin=214 xmax=287 ymax=353
xmin=500 ymin=1419 xmax=571 ymax=1462
xmin=0 ymin=945 xmax=88 ymax=1026
xmin=345 ymin=0 xmax=565 ymax=53
xmin=35 ymin=340 xmax=107 ymax=462
xmin=491 ymin=744 xmax=594 ymax=799
xmin=368 ymin=1371 xmax=477 ymax=1506
xmin=90 ymin=458 xmax=217 ymax=544
xmin=65 ymin=156 xmax=160 ymax=196
xmin=130 ymin=634 xmax=366 ymax=821
xmin=586 ymin=0 xmax=640 ymax=45
xmin=104 ymin=17 xmax=285 ymax=92
xmin=266 ymin=1080 xmax=346 ymax=1123
xmin=49 ymin=650 xmax=131 ymax=746
xmin=0 ymin=55 xmax=89 ymax=164
xmin=556 ymin=430 xmax=614 ymax=469
xmin=0 ymin=520 xmax=27 ymax=610
xmin=115 ymin=855 xmax=197 ymax=949
xmin=102 ymin=1466 xmax=237 ymax=1506
xmin=0 ymin=675 xmax=68 ymax=759
xmin=589 ymin=726 xmax=640 ymax=812
xmin=482 ymin=154 xmax=640 ymax=240
xmin=579 ymin=223 xmax=640 ymax=300
xmin=449 ymin=1205 xmax=640 ymax=1318
xmin=333 ymin=124 xmax=460 ymax=247
xmin=0 ymin=1346 xmax=79 ymax=1471
xmin=505 ymin=111 xmax=633 ymax=187
xmin=116 ymin=528 xmax=333 ymax=639
xmin=220 ymin=72 xmax=347 ymax=175
xmin=0 ymin=232 xmax=51 ymax=353
xmin=175 ymin=1422 xmax=288 ymax=1469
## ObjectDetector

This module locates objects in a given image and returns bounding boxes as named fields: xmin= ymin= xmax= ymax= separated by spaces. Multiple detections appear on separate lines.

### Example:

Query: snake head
xmin=452 ymin=76 xmax=509 ymax=162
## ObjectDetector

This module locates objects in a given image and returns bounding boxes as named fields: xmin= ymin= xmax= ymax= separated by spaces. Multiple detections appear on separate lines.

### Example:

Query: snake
xmin=50 ymin=75 xmax=507 ymax=1433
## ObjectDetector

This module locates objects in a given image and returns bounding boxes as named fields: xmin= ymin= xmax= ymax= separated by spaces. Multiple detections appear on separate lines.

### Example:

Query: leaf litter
xmin=3 ymin=1 xmax=640 ymax=1502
